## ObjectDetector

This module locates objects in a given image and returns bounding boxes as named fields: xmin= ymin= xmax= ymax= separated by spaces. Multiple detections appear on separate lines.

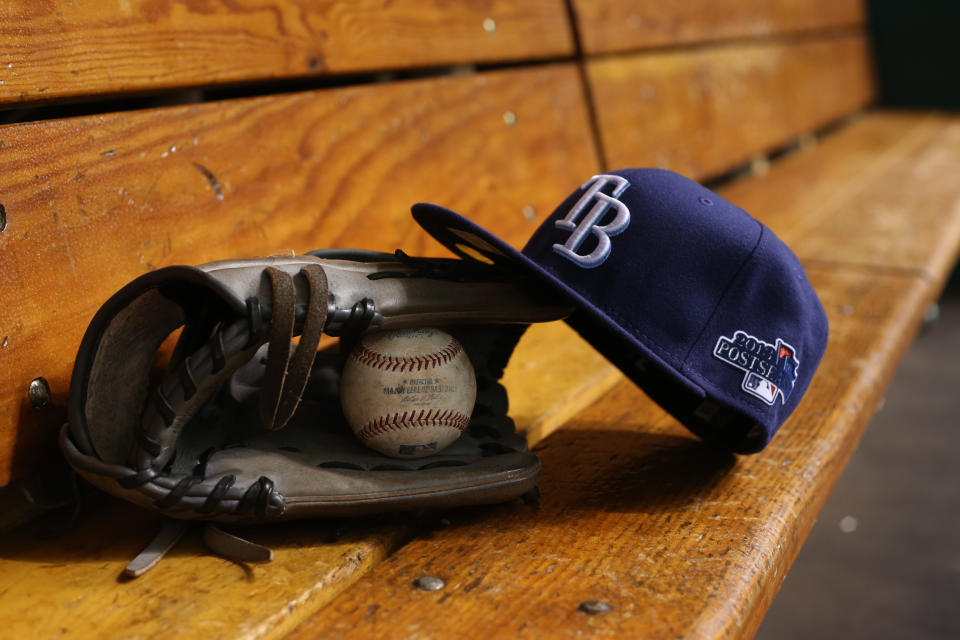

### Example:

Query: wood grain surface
xmin=0 ymin=63 xmax=598 ymax=486
xmin=719 ymin=111 xmax=960 ymax=288
xmin=0 ymin=495 xmax=413 ymax=640
xmin=505 ymin=322 xmax=621 ymax=446
xmin=0 ymin=321 xmax=618 ymax=640
xmin=572 ymin=0 xmax=866 ymax=54
xmin=0 ymin=0 xmax=573 ymax=106
xmin=3 ymin=111 xmax=959 ymax=640
xmin=588 ymin=35 xmax=876 ymax=180
xmin=284 ymin=111 xmax=960 ymax=639
xmin=285 ymin=264 xmax=935 ymax=640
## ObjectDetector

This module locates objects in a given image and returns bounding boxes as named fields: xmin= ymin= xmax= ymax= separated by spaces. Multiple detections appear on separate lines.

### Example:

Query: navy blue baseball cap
xmin=413 ymin=168 xmax=828 ymax=453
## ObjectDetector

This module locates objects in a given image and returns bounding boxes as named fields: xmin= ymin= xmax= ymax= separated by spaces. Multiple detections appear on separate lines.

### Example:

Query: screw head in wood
xmin=578 ymin=600 xmax=613 ymax=615
xmin=28 ymin=377 xmax=51 ymax=409
xmin=413 ymin=576 xmax=445 ymax=591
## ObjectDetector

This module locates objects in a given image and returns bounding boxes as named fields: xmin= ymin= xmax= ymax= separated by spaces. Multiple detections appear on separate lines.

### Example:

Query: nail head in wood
xmin=413 ymin=576 xmax=445 ymax=591
xmin=578 ymin=600 xmax=613 ymax=615
xmin=923 ymin=302 xmax=940 ymax=328
xmin=28 ymin=377 xmax=51 ymax=409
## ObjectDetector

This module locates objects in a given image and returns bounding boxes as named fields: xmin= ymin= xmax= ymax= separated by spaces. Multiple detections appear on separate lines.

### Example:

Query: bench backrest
xmin=0 ymin=0 xmax=874 ymax=486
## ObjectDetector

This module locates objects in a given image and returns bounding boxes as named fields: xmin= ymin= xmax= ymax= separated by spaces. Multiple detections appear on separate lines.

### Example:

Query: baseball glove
xmin=60 ymin=249 xmax=569 ymax=575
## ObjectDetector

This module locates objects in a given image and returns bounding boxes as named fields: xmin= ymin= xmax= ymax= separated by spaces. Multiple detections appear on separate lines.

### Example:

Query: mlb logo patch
xmin=743 ymin=372 xmax=778 ymax=404
xmin=713 ymin=331 xmax=800 ymax=406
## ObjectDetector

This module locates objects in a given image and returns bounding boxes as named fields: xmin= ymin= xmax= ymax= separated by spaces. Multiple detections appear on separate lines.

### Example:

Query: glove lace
xmin=258 ymin=265 xmax=329 ymax=430
xmin=138 ymin=265 xmax=328 ymax=517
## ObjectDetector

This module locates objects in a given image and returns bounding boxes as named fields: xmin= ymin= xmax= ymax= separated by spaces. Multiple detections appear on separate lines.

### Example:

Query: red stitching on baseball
xmin=356 ymin=408 xmax=471 ymax=441
xmin=353 ymin=338 xmax=462 ymax=373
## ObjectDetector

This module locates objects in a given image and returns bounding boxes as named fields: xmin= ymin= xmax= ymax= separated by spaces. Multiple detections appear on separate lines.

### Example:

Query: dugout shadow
xmin=533 ymin=427 xmax=739 ymax=515
xmin=395 ymin=428 xmax=740 ymax=537
xmin=0 ymin=490 xmax=382 ymax=570
xmin=0 ymin=429 xmax=738 ymax=571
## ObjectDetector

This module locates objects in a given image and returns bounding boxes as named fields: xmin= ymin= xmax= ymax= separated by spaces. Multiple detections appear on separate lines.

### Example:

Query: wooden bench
xmin=2 ymin=2 xmax=959 ymax=639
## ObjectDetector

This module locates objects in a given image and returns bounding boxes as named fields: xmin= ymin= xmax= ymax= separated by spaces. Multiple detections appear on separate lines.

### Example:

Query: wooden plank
xmin=0 ymin=495 xmax=413 ymax=640
xmin=505 ymin=323 xmax=621 ymax=446
xmin=0 ymin=0 xmax=573 ymax=106
xmin=573 ymin=0 xmax=866 ymax=54
xmin=0 ymin=322 xmax=619 ymax=640
xmin=0 ymin=63 xmax=599 ymax=486
xmin=284 ymin=264 xmax=937 ymax=640
xmin=5 ymin=111 xmax=960 ymax=639
xmin=587 ymin=35 xmax=876 ymax=180
xmin=719 ymin=112 xmax=960 ymax=287
xmin=286 ymin=111 xmax=960 ymax=640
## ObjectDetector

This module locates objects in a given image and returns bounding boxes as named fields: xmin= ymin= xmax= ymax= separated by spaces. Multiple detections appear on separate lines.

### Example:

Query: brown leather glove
xmin=60 ymin=250 xmax=569 ymax=575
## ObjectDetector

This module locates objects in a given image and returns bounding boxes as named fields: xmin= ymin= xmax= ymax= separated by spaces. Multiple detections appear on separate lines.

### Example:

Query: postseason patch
xmin=713 ymin=331 xmax=799 ymax=406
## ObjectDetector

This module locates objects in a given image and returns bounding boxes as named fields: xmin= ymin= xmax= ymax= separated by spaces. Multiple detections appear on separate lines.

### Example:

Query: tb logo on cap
xmin=553 ymin=174 xmax=631 ymax=268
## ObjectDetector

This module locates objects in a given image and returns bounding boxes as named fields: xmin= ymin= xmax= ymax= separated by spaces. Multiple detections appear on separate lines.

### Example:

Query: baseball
xmin=340 ymin=328 xmax=476 ymax=459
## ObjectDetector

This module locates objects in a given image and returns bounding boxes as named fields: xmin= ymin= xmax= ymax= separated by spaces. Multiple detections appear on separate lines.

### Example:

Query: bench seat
xmin=1 ymin=110 xmax=959 ymax=640
xmin=285 ymin=110 xmax=960 ymax=640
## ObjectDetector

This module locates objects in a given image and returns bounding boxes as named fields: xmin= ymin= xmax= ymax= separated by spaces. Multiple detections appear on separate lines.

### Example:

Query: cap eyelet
xmin=698 ymin=197 xmax=714 ymax=206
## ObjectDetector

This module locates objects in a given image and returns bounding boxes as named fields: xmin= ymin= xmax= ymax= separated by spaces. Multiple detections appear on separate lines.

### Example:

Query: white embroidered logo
xmin=552 ymin=174 xmax=631 ymax=268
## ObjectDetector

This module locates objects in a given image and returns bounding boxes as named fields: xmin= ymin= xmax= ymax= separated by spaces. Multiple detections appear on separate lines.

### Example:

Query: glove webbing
xmin=133 ymin=265 xmax=329 ymax=515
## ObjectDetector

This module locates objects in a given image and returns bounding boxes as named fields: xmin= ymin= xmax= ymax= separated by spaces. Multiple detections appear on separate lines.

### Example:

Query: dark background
xmin=868 ymin=0 xmax=960 ymax=108
xmin=757 ymin=271 xmax=960 ymax=639
xmin=758 ymin=4 xmax=960 ymax=637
